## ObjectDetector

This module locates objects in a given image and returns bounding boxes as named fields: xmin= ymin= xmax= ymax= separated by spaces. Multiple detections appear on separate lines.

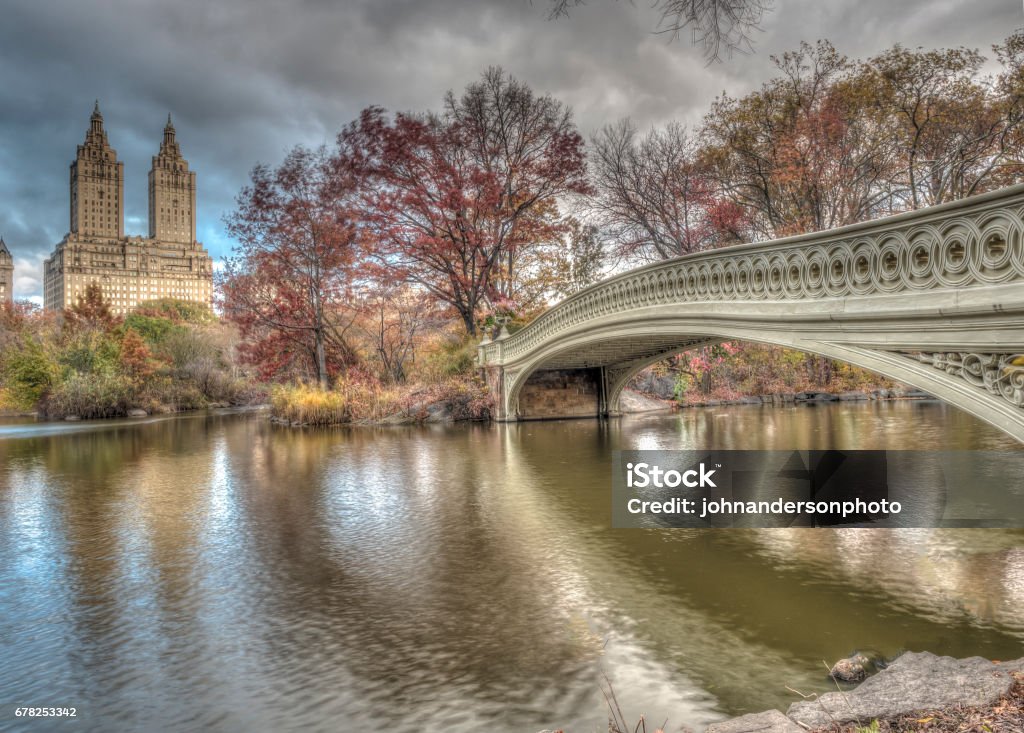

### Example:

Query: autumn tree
xmin=65 ymin=283 xmax=119 ymax=332
xmin=118 ymin=328 xmax=156 ymax=384
xmin=223 ymin=146 xmax=359 ymax=387
xmin=548 ymin=218 xmax=606 ymax=298
xmin=862 ymin=44 xmax=998 ymax=208
xmin=590 ymin=119 xmax=745 ymax=260
xmin=702 ymin=40 xmax=898 ymax=238
xmin=353 ymin=284 xmax=447 ymax=384
xmin=338 ymin=67 xmax=590 ymax=336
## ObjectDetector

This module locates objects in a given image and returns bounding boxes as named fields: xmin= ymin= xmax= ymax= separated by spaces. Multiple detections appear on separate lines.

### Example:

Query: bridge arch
xmin=479 ymin=185 xmax=1024 ymax=442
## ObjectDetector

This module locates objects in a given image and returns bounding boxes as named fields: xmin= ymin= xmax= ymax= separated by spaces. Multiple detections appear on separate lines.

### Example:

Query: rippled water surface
xmin=1 ymin=402 xmax=1023 ymax=732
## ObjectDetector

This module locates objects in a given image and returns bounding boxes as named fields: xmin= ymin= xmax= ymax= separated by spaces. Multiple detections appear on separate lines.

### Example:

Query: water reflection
xmin=0 ymin=402 xmax=1021 ymax=732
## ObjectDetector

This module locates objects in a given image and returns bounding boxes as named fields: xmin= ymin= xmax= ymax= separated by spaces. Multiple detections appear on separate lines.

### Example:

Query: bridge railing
xmin=479 ymin=184 xmax=1024 ymax=366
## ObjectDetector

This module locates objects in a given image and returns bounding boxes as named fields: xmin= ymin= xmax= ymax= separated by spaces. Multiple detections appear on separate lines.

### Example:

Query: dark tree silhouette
xmin=546 ymin=0 xmax=773 ymax=62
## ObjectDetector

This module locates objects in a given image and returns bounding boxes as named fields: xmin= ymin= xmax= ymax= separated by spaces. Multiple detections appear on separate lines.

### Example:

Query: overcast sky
xmin=1 ymin=0 xmax=1021 ymax=301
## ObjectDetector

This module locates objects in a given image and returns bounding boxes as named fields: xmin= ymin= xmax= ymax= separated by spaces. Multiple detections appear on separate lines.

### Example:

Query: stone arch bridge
xmin=478 ymin=184 xmax=1024 ymax=443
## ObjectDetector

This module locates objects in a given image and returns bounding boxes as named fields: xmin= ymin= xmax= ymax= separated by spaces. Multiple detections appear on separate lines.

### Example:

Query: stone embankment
xmin=706 ymin=652 xmax=1024 ymax=733
xmin=628 ymin=371 xmax=934 ymax=409
xmin=684 ymin=388 xmax=933 ymax=409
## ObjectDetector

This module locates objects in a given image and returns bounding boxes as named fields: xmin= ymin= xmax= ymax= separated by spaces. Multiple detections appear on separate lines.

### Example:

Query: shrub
xmin=271 ymin=384 xmax=351 ymax=425
xmin=418 ymin=338 xmax=478 ymax=382
xmin=151 ymin=381 xmax=208 ymax=412
xmin=270 ymin=373 xmax=491 ymax=426
xmin=134 ymin=299 xmax=214 ymax=325
xmin=40 ymin=373 xmax=135 ymax=419
xmin=1 ymin=339 xmax=59 ymax=409
xmin=59 ymin=330 xmax=120 ymax=377
xmin=123 ymin=313 xmax=186 ymax=345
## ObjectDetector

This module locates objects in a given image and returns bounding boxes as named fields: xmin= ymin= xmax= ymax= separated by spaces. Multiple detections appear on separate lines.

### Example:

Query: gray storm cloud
xmin=0 ymin=0 xmax=1019 ymax=300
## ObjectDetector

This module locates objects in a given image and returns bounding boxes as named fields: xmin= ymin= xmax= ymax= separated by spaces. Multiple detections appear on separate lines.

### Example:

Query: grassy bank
xmin=270 ymin=374 xmax=491 ymax=426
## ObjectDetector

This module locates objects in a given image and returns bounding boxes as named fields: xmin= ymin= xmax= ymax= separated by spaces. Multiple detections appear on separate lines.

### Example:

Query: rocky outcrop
xmin=706 ymin=709 xmax=804 ymax=733
xmin=787 ymin=652 xmax=1023 ymax=729
xmin=704 ymin=652 xmax=1023 ymax=732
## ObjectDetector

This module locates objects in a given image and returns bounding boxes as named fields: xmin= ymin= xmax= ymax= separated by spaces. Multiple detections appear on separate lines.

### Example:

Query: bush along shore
xmin=0 ymin=290 xmax=265 ymax=421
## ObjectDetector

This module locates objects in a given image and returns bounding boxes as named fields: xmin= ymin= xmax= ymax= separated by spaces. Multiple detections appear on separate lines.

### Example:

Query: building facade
xmin=43 ymin=103 xmax=213 ymax=315
xmin=0 ymin=236 xmax=12 ymax=302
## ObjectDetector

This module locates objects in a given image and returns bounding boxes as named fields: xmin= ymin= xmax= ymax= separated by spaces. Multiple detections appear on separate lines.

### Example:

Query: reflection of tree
xmin=2 ymin=410 xmax=1021 ymax=728
xmin=223 ymin=421 xmax=602 ymax=728
xmin=496 ymin=413 xmax=1024 ymax=714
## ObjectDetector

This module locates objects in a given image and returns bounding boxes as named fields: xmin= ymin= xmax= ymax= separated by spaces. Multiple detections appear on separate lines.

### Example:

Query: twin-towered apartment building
xmin=2 ymin=103 xmax=214 ymax=314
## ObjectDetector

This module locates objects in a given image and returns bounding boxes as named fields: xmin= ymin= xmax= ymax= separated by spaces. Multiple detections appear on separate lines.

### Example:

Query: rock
xmin=706 ymin=709 xmax=804 ymax=733
xmin=838 ymin=392 xmax=868 ymax=401
xmin=424 ymin=402 xmax=453 ymax=423
xmin=127 ymin=408 xmax=148 ymax=418
xmin=780 ymin=393 xmax=795 ymax=403
xmin=64 ymin=415 xmax=81 ymax=421
xmin=737 ymin=396 xmax=762 ymax=404
xmin=794 ymin=391 xmax=839 ymax=402
xmin=788 ymin=651 xmax=1024 ymax=729
xmin=875 ymin=388 xmax=891 ymax=399
xmin=829 ymin=653 xmax=871 ymax=682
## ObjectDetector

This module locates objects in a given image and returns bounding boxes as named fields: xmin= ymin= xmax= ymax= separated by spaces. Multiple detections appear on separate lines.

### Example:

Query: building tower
xmin=148 ymin=114 xmax=196 ymax=244
xmin=44 ymin=104 xmax=213 ymax=315
xmin=0 ymin=236 xmax=13 ymax=302
xmin=69 ymin=101 xmax=124 ymax=239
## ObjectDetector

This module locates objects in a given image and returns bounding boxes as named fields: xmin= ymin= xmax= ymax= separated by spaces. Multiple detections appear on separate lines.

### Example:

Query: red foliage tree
xmin=223 ymin=146 xmax=360 ymax=387
xmin=118 ymin=328 xmax=156 ymax=383
xmin=337 ymin=68 xmax=591 ymax=336
xmin=65 ymin=283 xmax=119 ymax=332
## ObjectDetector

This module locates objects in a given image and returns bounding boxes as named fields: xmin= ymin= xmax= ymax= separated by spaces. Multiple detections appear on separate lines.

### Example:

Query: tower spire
xmin=163 ymin=113 xmax=176 ymax=147
xmin=89 ymin=100 xmax=104 ymax=135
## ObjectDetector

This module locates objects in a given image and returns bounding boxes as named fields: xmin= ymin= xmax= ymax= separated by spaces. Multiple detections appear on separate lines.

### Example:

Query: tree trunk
xmin=460 ymin=308 xmax=477 ymax=337
xmin=315 ymin=329 xmax=328 ymax=389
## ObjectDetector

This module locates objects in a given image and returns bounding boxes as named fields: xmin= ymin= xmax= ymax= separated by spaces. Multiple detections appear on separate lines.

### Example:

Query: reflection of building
xmin=43 ymin=103 xmax=213 ymax=315
xmin=0 ymin=236 xmax=12 ymax=302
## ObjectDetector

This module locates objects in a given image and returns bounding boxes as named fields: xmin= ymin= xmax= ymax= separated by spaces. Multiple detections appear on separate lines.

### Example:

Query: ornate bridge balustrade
xmin=478 ymin=184 xmax=1024 ymax=442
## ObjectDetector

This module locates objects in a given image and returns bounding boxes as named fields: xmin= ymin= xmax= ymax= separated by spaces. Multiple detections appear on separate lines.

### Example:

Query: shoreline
xmin=705 ymin=651 xmax=1023 ymax=733
xmin=2 ymin=387 xmax=934 ymax=427
xmin=678 ymin=387 xmax=934 ymax=409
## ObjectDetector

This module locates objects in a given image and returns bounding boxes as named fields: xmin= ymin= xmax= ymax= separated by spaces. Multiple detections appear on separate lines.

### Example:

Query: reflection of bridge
xmin=478 ymin=185 xmax=1024 ymax=442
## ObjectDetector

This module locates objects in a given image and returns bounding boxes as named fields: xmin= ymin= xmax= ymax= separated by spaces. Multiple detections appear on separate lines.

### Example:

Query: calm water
xmin=1 ymin=402 xmax=1023 ymax=732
